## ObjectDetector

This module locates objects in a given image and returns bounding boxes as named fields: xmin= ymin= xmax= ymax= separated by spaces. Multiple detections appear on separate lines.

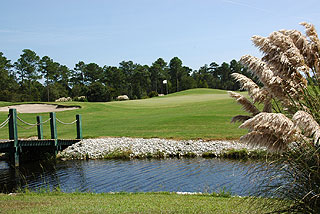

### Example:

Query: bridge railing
xmin=1 ymin=108 xmax=82 ymax=167
xmin=0 ymin=115 xmax=10 ymax=129
xmin=7 ymin=109 xmax=82 ymax=141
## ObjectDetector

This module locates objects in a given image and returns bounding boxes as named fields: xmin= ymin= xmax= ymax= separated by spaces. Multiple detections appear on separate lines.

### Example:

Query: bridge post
xmin=37 ymin=116 xmax=43 ymax=139
xmin=8 ymin=108 xmax=19 ymax=167
xmin=50 ymin=112 xmax=58 ymax=154
xmin=76 ymin=114 xmax=82 ymax=139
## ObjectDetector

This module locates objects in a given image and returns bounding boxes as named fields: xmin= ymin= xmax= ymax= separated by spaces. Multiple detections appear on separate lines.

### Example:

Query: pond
xmin=0 ymin=158 xmax=268 ymax=196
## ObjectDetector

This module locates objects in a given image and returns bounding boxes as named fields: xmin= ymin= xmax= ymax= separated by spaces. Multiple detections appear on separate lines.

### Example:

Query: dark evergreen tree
xmin=169 ymin=57 xmax=183 ymax=92
xmin=14 ymin=49 xmax=41 ymax=101
xmin=87 ymin=82 xmax=111 ymax=102
xmin=150 ymin=58 xmax=168 ymax=93
xmin=0 ymin=52 xmax=19 ymax=101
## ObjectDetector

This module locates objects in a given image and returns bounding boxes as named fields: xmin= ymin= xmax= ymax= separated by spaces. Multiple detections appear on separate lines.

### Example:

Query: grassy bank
xmin=0 ymin=88 xmax=247 ymax=140
xmin=0 ymin=192 xmax=284 ymax=214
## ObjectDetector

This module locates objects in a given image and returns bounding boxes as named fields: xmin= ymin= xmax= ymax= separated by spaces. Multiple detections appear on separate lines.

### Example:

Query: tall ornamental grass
xmin=230 ymin=23 xmax=320 ymax=213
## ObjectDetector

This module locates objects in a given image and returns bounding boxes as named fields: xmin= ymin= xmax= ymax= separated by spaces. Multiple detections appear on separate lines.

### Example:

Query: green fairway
xmin=0 ymin=192 xmax=283 ymax=214
xmin=0 ymin=88 xmax=248 ymax=140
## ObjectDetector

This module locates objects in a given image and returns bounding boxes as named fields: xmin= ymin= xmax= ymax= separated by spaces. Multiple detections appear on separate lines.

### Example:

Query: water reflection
xmin=0 ymin=158 xmax=266 ymax=195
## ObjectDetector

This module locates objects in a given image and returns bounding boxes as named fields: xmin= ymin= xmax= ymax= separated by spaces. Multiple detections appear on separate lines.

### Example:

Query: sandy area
xmin=0 ymin=104 xmax=80 ymax=113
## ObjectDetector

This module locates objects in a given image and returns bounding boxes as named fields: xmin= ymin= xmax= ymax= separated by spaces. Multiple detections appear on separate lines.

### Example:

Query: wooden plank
xmin=18 ymin=139 xmax=55 ymax=147
xmin=0 ymin=140 xmax=13 ymax=151
xmin=58 ymin=139 xmax=81 ymax=146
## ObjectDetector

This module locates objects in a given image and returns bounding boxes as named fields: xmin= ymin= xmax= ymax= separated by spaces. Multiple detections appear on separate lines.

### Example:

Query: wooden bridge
xmin=0 ymin=109 xmax=82 ymax=167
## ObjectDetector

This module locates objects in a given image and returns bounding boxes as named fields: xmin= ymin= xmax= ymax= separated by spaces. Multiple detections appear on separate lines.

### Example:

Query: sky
xmin=1 ymin=0 xmax=320 ymax=70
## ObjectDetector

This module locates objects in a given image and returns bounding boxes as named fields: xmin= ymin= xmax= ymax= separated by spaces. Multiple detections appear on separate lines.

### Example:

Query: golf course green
xmin=0 ymin=88 xmax=248 ymax=140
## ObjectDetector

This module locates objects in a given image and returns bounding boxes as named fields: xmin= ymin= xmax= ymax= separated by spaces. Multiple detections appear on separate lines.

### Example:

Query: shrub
xmin=148 ymin=91 xmax=158 ymax=98
xmin=73 ymin=96 xmax=87 ymax=102
xmin=229 ymin=22 xmax=320 ymax=213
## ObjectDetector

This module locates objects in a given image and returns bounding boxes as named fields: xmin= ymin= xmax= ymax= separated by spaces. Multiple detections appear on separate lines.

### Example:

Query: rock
xmin=55 ymin=97 xmax=72 ymax=102
xmin=59 ymin=137 xmax=264 ymax=160
xmin=116 ymin=95 xmax=129 ymax=101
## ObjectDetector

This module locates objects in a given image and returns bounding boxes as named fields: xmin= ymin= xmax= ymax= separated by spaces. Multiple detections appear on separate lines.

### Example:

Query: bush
xmin=148 ymin=91 xmax=158 ymax=98
xmin=230 ymin=22 xmax=320 ymax=213
xmin=73 ymin=96 xmax=87 ymax=102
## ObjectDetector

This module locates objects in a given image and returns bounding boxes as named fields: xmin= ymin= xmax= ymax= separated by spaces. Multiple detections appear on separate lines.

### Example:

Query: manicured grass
xmin=0 ymin=192 xmax=283 ymax=214
xmin=0 ymin=88 xmax=248 ymax=140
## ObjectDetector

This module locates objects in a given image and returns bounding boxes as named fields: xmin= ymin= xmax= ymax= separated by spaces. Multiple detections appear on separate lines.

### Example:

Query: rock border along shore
xmin=59 ymin=137 xmax=263 ymax=160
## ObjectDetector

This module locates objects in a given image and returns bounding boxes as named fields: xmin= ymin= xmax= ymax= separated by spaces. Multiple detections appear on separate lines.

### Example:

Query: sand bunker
xmin=0 ymin=104 xmax=80 ymax=113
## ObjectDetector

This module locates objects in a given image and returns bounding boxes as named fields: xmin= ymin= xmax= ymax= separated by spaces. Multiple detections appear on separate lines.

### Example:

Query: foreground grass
xmin=0 ymin=88 xmax=248 ymax=140
xmin=0 ymin=192 xmax=284 ymax=214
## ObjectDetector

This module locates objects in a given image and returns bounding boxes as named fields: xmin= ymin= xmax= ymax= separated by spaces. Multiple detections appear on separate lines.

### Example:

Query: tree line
xmin=0 ymin=49 xmax=255 ymax=102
